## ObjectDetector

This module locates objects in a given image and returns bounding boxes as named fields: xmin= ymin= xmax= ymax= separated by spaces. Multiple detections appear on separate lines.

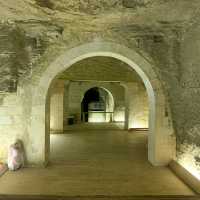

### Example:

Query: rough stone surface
xmin=0 ymin=0 xmax=199 ymax=93
xmin=176 ymin=20 xmax=200 ymax=176
xmin=123 ymin=0 xmax=152 ymax=8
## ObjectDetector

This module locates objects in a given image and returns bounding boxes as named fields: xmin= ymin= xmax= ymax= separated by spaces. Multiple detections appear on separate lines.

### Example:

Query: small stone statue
xmin=7 ymin=139 xmax=25 ymax=171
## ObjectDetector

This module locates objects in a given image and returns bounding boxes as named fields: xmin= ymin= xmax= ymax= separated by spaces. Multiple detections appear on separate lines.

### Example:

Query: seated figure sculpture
xmin=7 ymin=139 xmax=25 ymax=171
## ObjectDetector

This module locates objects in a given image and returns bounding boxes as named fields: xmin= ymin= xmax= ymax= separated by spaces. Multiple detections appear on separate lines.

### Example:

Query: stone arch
xmin=80 ymin=86 xmax=115 ymax=123
xmin=80 ymin=85 xmax=115 ymax=107
xmin=24 ymin=42 xmax=176 ymax=166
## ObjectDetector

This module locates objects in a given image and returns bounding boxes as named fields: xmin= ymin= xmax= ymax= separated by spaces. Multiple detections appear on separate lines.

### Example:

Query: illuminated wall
xmin=177 ymin=143 xmax=200 ymax=180
xmin=50 ymin=80 xmax=64 ymax=131
xmin=113 ymin=107 xmax=125 ymax=122
xmin=124 ymin=82 xmax=149 ymax=129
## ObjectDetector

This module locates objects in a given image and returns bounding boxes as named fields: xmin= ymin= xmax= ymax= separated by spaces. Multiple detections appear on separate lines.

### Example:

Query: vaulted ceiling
xmin=58 ymin=56 xmax=142 ymax=82
xmin=0 ymin=0 xmax=200 ymax=91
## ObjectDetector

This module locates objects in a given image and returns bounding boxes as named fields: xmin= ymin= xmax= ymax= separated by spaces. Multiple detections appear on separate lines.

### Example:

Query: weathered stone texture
xmin=0 ymin=93 xmax=23 ymax=162
xmin=35 ymin=0 xmax=121 ymax=14
xmin=172 ymin=18 xmax=200 ymax=177
xmin=0 ymin=21 xmax=63 ymax=92
xmin=0 ymin=0 xmax=198 ymax=93
xmin=123 ymin=0 xmax=152 ymax=8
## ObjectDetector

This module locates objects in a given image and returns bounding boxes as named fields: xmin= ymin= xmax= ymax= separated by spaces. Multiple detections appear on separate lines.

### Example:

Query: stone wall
xmin=129 ymin=83 xmax=149 ymax=129
xmin=176 ymin=21 xmax=200 ymax=178
xmin=0 ymin=93 xmax=23 ymax=162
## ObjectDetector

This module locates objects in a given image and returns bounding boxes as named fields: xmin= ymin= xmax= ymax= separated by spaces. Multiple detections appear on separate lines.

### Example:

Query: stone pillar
xmin=122 ymin=82 xmax=139 ymax=130
xmin=63 ymin=81 xmax=70 ymax=129
xmin=67 ymin=81 xmax=82 ymax=124
xmin=50 ymin=80 xmax=64 ymax=132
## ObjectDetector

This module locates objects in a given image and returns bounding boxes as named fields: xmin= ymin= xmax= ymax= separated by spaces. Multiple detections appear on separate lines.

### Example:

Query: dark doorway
xmin=81 ymin=87 xmax=106 ymax=122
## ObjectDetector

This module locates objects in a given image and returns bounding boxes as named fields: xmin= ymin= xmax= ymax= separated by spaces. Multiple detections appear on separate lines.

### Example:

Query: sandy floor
xmin=0 ymin=124 xmax=195 ymax=196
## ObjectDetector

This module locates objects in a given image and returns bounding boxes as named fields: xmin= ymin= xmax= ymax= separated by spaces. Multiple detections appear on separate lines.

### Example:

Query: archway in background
xmin=81 ymin=87 xmax=114 ymax=123
xmin=26 ymin=42 xmax=176 ymax=166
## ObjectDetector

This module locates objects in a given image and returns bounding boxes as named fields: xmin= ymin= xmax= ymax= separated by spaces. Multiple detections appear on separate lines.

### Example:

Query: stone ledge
xmin=169 ymin=160 xmax=200 ymax=194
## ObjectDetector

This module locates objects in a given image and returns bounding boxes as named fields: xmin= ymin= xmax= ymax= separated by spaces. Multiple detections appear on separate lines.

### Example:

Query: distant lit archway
xmin=81 ymin=87 xmax=114 ymax=123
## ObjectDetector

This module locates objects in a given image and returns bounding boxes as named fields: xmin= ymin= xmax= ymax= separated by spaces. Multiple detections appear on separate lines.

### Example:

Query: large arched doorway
xmin=23 ymin=42 xmax=176 ymax=166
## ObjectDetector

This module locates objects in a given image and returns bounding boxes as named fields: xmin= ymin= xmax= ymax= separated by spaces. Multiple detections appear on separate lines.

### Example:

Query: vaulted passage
xmin=0 ymin=53 xmax=189 ymax=196
xmin=49 ymin=56 xmax=150 ymax=165
xmin=0 ymin=41 xmax=186 ymax=196
xmin=44 ymin=48 xmax=176 ymax=170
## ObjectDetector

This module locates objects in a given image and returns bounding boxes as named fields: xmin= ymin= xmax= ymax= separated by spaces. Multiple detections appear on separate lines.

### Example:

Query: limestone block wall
xmin=49 ymin=80 xmax=64 ymax=132
xmin=63 ymin=81 xmax=125 ymax=127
